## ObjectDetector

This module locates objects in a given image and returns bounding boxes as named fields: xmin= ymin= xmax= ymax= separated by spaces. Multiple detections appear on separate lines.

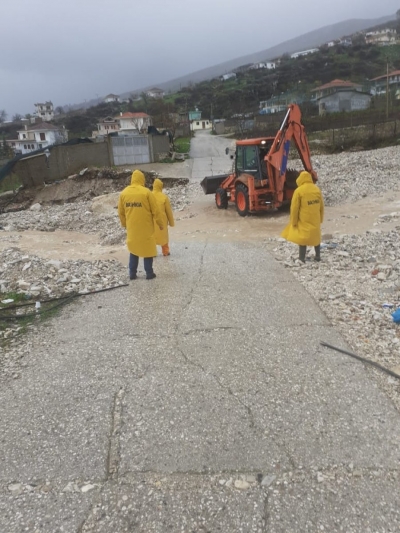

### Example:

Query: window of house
xmin=23 ymin=134 xmax=26 ymax=139
xmin=196 ymin=121 xmax=199 ymax=125
xmin=39 ymin=144 xmax=42 ymax=148
xmin=24 ymin=145 xmax=27 ymax=149
xmin=40 ymin=133 xmax=46 ymax=141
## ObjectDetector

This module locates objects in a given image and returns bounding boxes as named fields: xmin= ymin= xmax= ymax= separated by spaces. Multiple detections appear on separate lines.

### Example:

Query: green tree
xmin=0 ymin=110 xmax=7 ymax=123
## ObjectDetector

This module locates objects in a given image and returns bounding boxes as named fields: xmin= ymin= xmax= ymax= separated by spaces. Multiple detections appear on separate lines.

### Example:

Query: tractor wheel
xmin=235 ymin=184 xmax=249 ymax=217
xmin=215 ymin=188 xmax=228 ymax=209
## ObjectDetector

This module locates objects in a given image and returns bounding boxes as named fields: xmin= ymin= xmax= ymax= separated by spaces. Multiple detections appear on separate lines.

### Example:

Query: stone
xmin=81 ymin=484 xmax=96 ymax=493
xmin=234 ymin=479 xmax=250 ymax=490
xmin=29 ymin=203 xmax=42 ymax=211
xmin=17 ymin=280 xmax=30 ymax=290
xmin=261 ymin=475 xmax=276 ymax=487
xmin=8 ymin=483 xmax=22 ymax=493
xmin=317 ymin=472 xmax=325 ymax=483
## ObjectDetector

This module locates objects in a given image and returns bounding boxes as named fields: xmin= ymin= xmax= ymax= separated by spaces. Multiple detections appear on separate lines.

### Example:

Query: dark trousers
xmin=129 ymin=254 xmax=154 ymax=275
xmin=299 ymin=245 xmax=321 ymax=262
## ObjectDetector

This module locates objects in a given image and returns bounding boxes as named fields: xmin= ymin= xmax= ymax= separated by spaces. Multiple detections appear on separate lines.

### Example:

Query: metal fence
xmin=111 ymin=136 xmax=150 ymax=166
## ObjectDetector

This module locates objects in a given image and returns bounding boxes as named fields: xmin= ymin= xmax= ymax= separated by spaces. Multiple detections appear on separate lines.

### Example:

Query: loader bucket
xmin=200 ymin=174 xmax=229 ymax=195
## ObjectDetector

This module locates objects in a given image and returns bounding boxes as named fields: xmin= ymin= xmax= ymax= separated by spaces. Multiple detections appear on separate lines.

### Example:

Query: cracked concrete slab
xmin=81 ymin=474 xmax=266 ymax=533
xmin=0 ymin=484 xmax=98 ymax=533
xmin=267 ymin=474 xmax=400 ymax=532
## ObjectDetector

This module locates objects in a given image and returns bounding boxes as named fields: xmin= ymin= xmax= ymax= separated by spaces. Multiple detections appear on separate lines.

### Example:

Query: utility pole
xmin=386 ymin=58 xmax=389 ymax=120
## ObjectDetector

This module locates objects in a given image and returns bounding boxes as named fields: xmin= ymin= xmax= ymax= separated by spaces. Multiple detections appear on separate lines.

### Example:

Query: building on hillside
xmin=117 ymin=112 xmax=152 ymax=134
xmin=221 ymin=72 xmax=236 ymax=81
xmin=104 ymin=93 xmax=120 ymax=103
xmin=317 ymin=91 xmax=371 ymax=115
xmin=339 ymin=37 xmax=352 ymax=47
xmin=365 ymin=29 xmax=397 ymax=46
xmin=92 ymin=116 xmax=120 ymax=138
xmin=327 ymin=41 xmax=337 ymax=47
xmin=259 ymin=94 xmax=303 ymax=114
xmin=234 ymin=63 xmax=253 ymax=73
xmin=250 ymin=61 xmax=276 ymax=70
xmin=311 ymin=79 xmax=362 ymax=101
xmin=34 ymin=101 xmax=54 ymax=121
xmin=6 ymin=122 xmax=68 ymax=155
xmin=290 ymin=48 xmax=318 ymax=59
xmin=146 ymin=87 xmax=164 ymax=98
xmin=370 ymin=70 xmax=400 ymax=95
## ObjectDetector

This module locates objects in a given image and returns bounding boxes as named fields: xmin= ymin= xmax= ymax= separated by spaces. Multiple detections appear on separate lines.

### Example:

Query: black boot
xmin=299 ymin=246 xmax=306 ymax=263
xmin=314 ymin=245 xmax=321 ymax=262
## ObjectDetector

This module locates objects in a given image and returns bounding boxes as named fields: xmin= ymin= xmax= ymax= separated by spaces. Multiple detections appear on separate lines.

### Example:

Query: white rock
xmin=234 ymin=479 xmax=250 ymax=490
xmin=81 ymin=484 xmax=95 ymax=493
xmin=30 ymin=203 xmax=42 ymax=211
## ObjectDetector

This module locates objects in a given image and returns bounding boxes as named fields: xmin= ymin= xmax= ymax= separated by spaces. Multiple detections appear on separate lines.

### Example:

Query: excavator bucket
xmin=200 ymin=174 xmax=229 ymax=195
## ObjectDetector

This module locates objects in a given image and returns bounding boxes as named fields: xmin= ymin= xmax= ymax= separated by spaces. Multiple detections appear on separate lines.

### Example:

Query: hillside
xmin=121 ymin=15 xmax=396 ymax=97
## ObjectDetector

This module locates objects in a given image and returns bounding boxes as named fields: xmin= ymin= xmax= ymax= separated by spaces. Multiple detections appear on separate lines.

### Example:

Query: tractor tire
xmin=235 ymin=184 xmax=249 ymax=217
xmin=215 ymin=188 xmax=228 ymax=209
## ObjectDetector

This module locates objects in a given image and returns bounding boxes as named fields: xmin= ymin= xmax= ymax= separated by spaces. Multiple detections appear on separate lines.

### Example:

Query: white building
xmin=190 ymin=118 xmax=212 ymax=131
xmin=117 ymin=112 xmax=152 ymax=134
xmin=221 ymin=72 xmax=236 ymax=81
xmin=146 ymin=87 xmax=164 ymax=99
xmin=92 ymin=116 xmax=120 ymax=138
xmin=104 ymin=93 xmax=120 ymax=103
xmin=291 ymin=48 xmax=319 ymax=59
xmin=7 ymin=122 xmax=68 ymax=155
xmin=365 ymin=29 xmax=397 ymax=45
xmin=251 ymin=61 xmax=276 ymax=70
xmin=34 ymin=101 xmax=54 ymax=121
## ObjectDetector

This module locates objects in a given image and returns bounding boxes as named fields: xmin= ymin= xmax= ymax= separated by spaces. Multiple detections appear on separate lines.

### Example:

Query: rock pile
xmin=269 ymin=227 xmax=400 ymax=408
xmin=290 ymin=144 xmax=400 ymax=206
xmin=0 ymin=181 xmax=197 ymax=247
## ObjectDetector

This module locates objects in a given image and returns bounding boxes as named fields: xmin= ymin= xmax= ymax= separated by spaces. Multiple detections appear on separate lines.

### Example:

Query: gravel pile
xmin=0 ymin=182 xmax=197 ymax=247
xmin=0 ymin=247 xmax=128 ymax=349
xmin=269 ymin=228 xmax=400 ymax=408
xmin=290 ymin=145 xmax=400 ymax=206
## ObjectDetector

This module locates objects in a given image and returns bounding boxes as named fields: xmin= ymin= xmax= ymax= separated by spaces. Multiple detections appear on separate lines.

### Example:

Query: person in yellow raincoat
xmin=281 ymin=170 xmax=324 ymax=263
xmin=152 ymin=178 xmax=175 ymax=256
xmin=118 ymin=170 xmax=164 ymax=280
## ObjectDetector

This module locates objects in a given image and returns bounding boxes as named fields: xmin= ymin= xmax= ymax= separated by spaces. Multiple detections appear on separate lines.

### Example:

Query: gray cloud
xmin=1 ymin=0 xmax=399 ymax=115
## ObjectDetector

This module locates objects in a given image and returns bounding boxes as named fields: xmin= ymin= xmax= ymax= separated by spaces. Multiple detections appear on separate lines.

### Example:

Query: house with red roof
xmin=311 ymin=79 xmax=371 ymax=115
xmin=117 ymin=112 xmax=152 ymax=134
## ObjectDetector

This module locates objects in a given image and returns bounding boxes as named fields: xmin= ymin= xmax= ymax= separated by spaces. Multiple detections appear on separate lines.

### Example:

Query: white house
xmin=7 ymin=122 xmax=68 ymax=155
xmin=190 ymin=118 xmax=212 ymax=131
xmin=146 ymin=87 xmax=164 ymax=98
xmin=34 ymin=101 xmax=54 ymax=121
xmin=104 ymin=93 xmax=120 ymax=103
xmin=221 ymin=72 xmax=236 ymax=81
xmin=365 ymin=29 xmax=397 ymax=45
xmin=117 ymin=112 xmax=152 ymax=134
xmin=250 ymin=62 xmax=276 ymax=70
xmin=291 ymin=48 xmax=318 ymax=59
xmin=92 ymin=116 xmax=120 ymax=138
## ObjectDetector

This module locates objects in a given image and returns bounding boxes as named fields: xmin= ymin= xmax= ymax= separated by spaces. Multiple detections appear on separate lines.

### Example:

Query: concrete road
xmin=1 ymin=131 xmax=400 ymax=532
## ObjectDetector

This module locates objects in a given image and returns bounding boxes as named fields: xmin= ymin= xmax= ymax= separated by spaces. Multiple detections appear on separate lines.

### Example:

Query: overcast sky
xmin=1 ymin=0 xmax=399 ymax=116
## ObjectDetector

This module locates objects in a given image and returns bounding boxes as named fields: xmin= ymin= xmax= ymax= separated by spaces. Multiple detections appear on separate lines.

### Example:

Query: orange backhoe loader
xmin=200 ymin=104 xmax=317 ymax=216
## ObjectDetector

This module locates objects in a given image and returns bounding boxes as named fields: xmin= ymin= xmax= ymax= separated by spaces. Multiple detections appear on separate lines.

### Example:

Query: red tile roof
xmin=370 ymin=70 xmax=400 ymax=81
xmin=26 ymin=122 xmax=60 ymax=131
xmin=118 ymin=112 xmax=150 ymax=118
xmin=311 ymin=79 xmax=360 ymax=92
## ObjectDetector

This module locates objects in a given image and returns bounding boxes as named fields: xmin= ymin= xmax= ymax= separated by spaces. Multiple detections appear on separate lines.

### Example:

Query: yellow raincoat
xmin=118 ymin=170 xmax=163 ymax=257
xmin=152 ymin=178 xmax=175 ymax=246
xmin=281 ymin=171 xmax=324 ymax=246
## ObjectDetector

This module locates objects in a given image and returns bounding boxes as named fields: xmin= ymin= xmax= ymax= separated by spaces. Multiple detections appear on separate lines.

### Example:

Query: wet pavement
xmin=1 ymin=130 xmax=400 ymax=532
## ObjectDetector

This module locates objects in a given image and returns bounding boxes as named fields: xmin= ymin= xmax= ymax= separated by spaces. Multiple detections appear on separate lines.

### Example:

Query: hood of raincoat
xmin=153 ymin=178 xmax=163 ymax=192
xmin=131 ymin=170 xmax=145 ymax=186
xmin=296 ymin=171 xmax=313 ymax=188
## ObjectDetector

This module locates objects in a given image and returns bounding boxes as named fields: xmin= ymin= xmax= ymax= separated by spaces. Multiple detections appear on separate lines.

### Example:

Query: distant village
xmin=3 ymin=25 xmax=400 ymax=159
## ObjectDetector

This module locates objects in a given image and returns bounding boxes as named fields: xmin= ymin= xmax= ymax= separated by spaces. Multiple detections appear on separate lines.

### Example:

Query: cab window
xmin=243 ymin=146 xmax=258 ymax=172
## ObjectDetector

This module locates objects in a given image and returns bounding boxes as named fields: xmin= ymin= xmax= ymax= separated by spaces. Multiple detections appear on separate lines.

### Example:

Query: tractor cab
xmin=235 ymin=139 xmax=274 ymax=182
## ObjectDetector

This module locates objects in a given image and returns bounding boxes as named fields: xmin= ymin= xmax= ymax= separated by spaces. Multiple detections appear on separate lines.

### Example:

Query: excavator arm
xmin=265 ymin=104 xmax=317 ymax=204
